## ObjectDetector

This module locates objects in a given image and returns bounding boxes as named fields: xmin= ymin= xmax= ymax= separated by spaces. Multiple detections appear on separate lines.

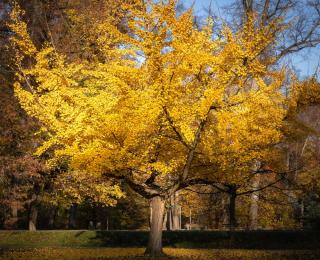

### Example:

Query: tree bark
xmin=28 ymin=183 xmax=41 ymax=231
xmin=4 ymin=201 xmax=19 ymax=229
xmin=68 ymin=204 xmax=77 ymax=229
xmin=48 ymin=206 xmax=57 ymax=229
xmin=249 ymin=174 xmax=261 ymax=230
xmin=11 ymin=202 xmax=18 ymax=224
xmin=169 ymin=192 xmax=180 ymax=230
xmin=208 ymin=194 xmax=215 ymax=229
xmin=145 ymin=196 xmax=165 ymax=256
xmin=28 ymin=203 xmax=38 ymax=231
xmin=287 ymin=150 xmax=300 ymax=223
xmin=11 ymin=201 xmax=18 ymax=229
xmin=163 ymin=209 xmax=168 ymax=230
xmin=229 ymin=191 xmax=237 ymax=231
xmin=222 ymin=197 xmax=229 ymax=229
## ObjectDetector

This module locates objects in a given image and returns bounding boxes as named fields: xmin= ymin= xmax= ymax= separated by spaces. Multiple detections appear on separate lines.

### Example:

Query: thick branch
xmin=163 ymin=106 xmax=190 ymax=149
xmin=180 ymin=119 xmax=207 ymax=183
xmin=145 ymin=170 xmax=161 ymax=190
xmin=237 ymin=176 xmax=285 ymax=196
xmin=104 ymin=171 xmax=160 ymax=199
xmin=178 ymin=178 xmax=228 ymax=193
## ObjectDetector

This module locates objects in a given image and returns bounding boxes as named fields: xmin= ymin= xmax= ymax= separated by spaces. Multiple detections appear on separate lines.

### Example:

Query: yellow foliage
xmin=288 ymin=77 xmax=320 ymax=112
xmin=48 ymin=171 xmax=125 ymax=206
xmin=11 ymin=1 xmax=286 ymax=194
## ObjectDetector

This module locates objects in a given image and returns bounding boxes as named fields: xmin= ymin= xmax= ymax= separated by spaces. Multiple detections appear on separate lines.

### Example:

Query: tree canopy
xmin=6 ymin=0 xmax=320 ymax=256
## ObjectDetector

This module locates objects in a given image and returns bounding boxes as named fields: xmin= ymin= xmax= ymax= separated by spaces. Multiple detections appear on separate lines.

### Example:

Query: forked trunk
xmin=28 ymin=203 xmax=38 ymax=231
xmin=145 ymin=196 xmax=165 ymax=256
xmin=28 ymin=185 xmax=40 ymax=231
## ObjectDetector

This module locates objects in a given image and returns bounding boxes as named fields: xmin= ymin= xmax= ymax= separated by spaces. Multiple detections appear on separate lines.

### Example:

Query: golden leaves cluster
xmin=11 ymin=0 xmax=287 ymax=187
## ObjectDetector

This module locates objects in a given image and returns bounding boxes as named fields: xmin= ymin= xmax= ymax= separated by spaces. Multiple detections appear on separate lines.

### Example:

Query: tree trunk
xmin=249 ymin=174 xmax=261 ymax=230
xmin=208 ymin=194 xmax=215 ymax=229
xmin=287 ymin=150 xmax=300 ymax=223
xmin=169 ymin=192 xmax=180 ymax=230
xmin=11 ymin=201 xmax=18 ymax=229
xmin=48 ymin=206 xmax=57 ymax=229
xmin=299 ymin=199 xmax=304 ymax=226
xmin=28 ymin=184 xmax=41 ymax=231
xmin=68 ymin=204 xmax=77 ymax=229
xmin=163 ymin=209 xmax=168 ymax=230
xmin=145 ymin=196 xmax=165 ymax=256
xmin=28 ymin=203 xmax=38 ymax=231
xmin=229 ymin=191 xmax=237 ymax=231
xmin=222 ymin=197 xmax=228 ymax=229
xmin=11 ymin=202 xmax=18 ymax=223
xmin=4 ymin=201 xmax=19 ymax=229
xmin=214 ymin=194 xmax=226 ymax=229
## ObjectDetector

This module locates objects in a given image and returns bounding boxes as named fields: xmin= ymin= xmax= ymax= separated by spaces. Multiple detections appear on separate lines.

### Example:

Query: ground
xmin=1 ymin=248 xmax=320 ymax=259
xmin=1 ymin=231 xmax=320 ymax=259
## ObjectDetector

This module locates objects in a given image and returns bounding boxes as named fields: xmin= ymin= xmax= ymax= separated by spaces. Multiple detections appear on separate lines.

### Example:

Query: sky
xmin=179 ymin=0 xmax=320 ymax=78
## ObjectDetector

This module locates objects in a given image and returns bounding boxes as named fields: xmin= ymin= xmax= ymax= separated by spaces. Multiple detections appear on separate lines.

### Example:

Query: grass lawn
xmin=1 ymin=248 xmax=320 ymax=259
xmin=0 ymin=231 xmax=320 ymax=259
xmin=1 ymin=230 xmax=319 ymax=249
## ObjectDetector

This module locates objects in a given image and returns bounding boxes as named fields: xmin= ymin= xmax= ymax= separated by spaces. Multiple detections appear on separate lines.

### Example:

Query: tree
xmin=283 ymin=76 xmax=320 ymax=226
xmin=10 ymin=0 xmax=287 ymax=255
xmin=223 ymin=0 xmax=320 ymax=63
xmin=0 ymin=0 xmax=143 ymax=231
xmin=0 ymin=0 xmax=47 ymax=230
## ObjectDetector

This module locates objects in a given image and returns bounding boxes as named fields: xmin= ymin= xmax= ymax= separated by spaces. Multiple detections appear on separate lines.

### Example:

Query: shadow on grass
xmin=74 ymin=230 xmax=86 ymax=237
xmin=93 ymin=230 xmax=320 ymax=250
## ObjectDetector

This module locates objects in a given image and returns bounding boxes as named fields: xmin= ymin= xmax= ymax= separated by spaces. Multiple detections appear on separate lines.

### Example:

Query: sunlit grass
xmin=1 ymin=248 xmax=320 ymax=259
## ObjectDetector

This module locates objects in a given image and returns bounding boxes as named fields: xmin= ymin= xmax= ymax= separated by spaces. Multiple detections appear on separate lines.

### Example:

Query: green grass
xmin=0 ymin=230 xmax=319 ymax=249
xmin=1 ymin=231 xmax=320 ymax=259
xmin=0 ymin=230 xmax=99 ymax=248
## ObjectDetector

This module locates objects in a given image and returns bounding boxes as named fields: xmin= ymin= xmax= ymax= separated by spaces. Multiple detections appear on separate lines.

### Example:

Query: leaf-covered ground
xmin=1 ymin=248 xmax=320 ymax=259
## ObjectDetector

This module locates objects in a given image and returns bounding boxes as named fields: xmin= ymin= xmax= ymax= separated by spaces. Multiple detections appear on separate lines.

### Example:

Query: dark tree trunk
xmin=28 ymin=203 xmax=38 ymax=231
xmin=213 ymin=194 xmax=224 ymax=229
xmin=229 ymin=191 xmax=237 ymax=231
xmin=208 ymin=204 xmax=214 ymax=229
xmin=214 ymin=207 xmax=220 ymax=229
xmin=145 ymin=196 xmax=165 ymax=256
xmin=48 ymin=206 xmax=57 ymax=229
xmin=93 ymin=206 xmax=96 ymax=227
xmin=68 ymin=204 xmax=77 ymax=229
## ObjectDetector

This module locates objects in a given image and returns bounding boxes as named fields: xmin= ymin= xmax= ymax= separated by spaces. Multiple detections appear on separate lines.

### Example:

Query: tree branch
xmin=163 ymin=106 xmax=190 ymax=149
xmin=104 ymin=171 xmax=160 ymax=199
